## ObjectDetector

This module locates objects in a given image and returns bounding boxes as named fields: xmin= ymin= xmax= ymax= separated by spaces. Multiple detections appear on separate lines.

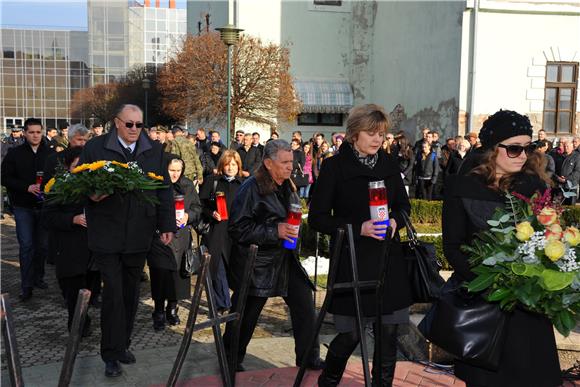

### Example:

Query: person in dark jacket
xmin=41 ymin=147 xmax=94 ymax=335
xmin=443 ymin=110 xmax=561 ymax=387
xmin=237 ymin=133 xmax=260 ymax=177
xmin=1 ymin=118 xmax=53 ymax=300
xmin=309 ymin=104 xmax=412 ymax=387
xmin=535 ymin=140 xmax=555 ymax=179
xmin=445 ymin=138 xmax=471 ymax=176
xmin=200 ymin=141 xmax=223 ymax=178
xmin=413 ymin=141 xmax=440 ymax=200
xmin=79 ymin=104 xmax=175 ymax=377
xmin=558 ymin=138 xmax=580 ymax=204
xmin=148 ymin=156 xmax=201 ymax=331
xmin=199 ymin=150 xmax=244 ymax=312
xmin=223 ymin=140 xmax=324 ymax=372
xmin=395 ymin=133 xmax=413 ymax=195
xmin=1 ymin=126 xmax=25 ymax=160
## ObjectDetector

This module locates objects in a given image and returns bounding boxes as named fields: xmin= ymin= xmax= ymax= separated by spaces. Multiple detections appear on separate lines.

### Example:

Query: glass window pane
xmin=146 ymin=20 xmax=156 ymax=31
xmin=559 ymin=88 xmax=572 ymax=110
xmin=546 ymin=64 xmax=558 ymax=82
xmin=544 ymin=88 xmax=557 ymax=110
xmin=561 ymin=65 xmax=574 ymax=83
xmin=157 ymin=20 xmax=166 ymax=31
xmin=543 ymin=112 xmax=555 ymax=132
xmin=557 ymin=112 xmax=571 ymax=133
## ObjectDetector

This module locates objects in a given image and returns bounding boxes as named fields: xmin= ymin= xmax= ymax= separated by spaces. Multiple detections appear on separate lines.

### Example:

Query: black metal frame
xmin=167 ymin=245 xmax=258 ymax=387
xmin=293 ymin=224 xmax=392 ymax=387
xmin=1 ymin=293 xmax=23 ymax=387
xmin=58 ymin=288 xmax=92 ymax=387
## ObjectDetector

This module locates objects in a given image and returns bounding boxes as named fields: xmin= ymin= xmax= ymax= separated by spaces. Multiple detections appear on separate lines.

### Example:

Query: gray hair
xmin=263 ymin=139 xmax=292 ymax=161
xmin=68 ymin=124 xmax=89 ymax=138
xmin=116 ymin=104 xmax=143 ymax=117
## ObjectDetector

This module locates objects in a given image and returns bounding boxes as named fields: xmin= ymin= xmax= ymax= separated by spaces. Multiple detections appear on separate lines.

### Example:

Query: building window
xmin=543 ymin=61 xmax=578 ymax=134
xmin=314 ymin=0 xmax=342 ymax=5
xmin=297 ymin=113 xmax=343 ymax=126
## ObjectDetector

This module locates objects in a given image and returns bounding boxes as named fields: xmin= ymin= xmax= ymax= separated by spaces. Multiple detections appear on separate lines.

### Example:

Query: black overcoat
xmin=228 ymin=176 xmax=311 ymax=297
xmin=199 ymin=174 xmax=243 ymax=279
xmin=79 ymin=128 xmax=175 ymax=254
xmin=147 ymin=177 xmax=201 ymax=271
xmin=443 ymin=173 xmax=561 ymax=387
xmin=41 ymin=202 xmax=90 ymax=279
xmin=309 ymin=141 xmax=413 ymax=316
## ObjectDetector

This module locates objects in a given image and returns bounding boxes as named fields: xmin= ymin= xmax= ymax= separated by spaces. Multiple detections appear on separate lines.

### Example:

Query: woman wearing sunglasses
xmin=442 ymin=110 xmax=560 ymax=387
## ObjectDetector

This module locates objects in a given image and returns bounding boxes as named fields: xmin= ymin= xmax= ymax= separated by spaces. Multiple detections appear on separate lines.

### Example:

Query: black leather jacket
xmin=228 ymin=175 xmax=309 ymax=297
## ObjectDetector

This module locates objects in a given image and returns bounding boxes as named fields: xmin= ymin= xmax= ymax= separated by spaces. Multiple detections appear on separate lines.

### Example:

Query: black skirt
xmin=149 ymin=267 xmax=191 ymax=301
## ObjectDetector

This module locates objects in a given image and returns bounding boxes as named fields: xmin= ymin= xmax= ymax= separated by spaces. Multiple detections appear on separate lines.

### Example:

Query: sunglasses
xmin=116 ymin=117 xmax=144 ymax=129
xmin=497 ymin=143 xmax=535 ymax=158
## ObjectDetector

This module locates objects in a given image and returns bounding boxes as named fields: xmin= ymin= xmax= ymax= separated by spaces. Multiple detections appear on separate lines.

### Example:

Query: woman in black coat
xmin=147 ymin=156 xmax=201 ymax=331
xmin=198 ymin=149 xmax=244 ymax=312
xmin=309 ymin=104 xmax=412 ymax=386
xmin=443 ymin=110 xmax=561 ymax=387
xmin=445 ymin=138 xmax=470 ymax=176
xmin=42 ymin=147 xmax=93 ymax=335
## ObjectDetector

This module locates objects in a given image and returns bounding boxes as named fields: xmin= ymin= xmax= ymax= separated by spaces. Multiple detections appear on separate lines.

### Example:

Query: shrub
xmin=410 ymin=199 xmax=442 ymax=224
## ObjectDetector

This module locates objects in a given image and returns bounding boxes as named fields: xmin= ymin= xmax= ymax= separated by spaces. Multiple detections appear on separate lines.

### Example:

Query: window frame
xmin=297 ymin=113 xmax=344 ymax=127
xmin=543 ymin=61 xmax=578 ymax=134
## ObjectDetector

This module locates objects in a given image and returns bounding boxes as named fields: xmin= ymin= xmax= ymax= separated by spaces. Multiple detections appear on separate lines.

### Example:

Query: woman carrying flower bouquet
xmin=147 ymin=156 xmax=201 ymax=331
xmin=442 ymin=110 xmax=561 ymax=387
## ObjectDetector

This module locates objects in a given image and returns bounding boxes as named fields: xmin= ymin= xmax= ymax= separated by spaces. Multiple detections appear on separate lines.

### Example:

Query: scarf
xmin=352 ymin=146 xmax=379 ymax=169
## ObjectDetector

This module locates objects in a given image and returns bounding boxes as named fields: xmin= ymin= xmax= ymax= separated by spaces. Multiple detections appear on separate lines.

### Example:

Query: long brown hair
xmin=471 ymin=147 xmax=551 ymax=191
xmin=216 ymin=150 xmax=243 ymax=177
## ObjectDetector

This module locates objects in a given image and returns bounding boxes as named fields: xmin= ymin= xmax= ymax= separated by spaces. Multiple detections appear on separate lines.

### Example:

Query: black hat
xmin=171 ymin=125 xmax=184 ymax=135
xmin=478 ymin=109 xmax=533 ymax=150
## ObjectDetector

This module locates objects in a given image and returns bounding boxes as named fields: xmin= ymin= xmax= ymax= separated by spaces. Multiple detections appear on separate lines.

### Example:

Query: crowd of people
xmin=1 ymin=103 xmax=578 ymax=385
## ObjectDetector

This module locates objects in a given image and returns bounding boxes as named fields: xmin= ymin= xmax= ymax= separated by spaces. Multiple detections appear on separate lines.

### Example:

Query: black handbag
xmin=400 ymin=211 xmax=445 ymax=302
xmin=180 ymin=229 xmax=202 ymax=278
xmin=291 ymin=163 xmax=309 ymax=187
xmin=418 ymin=277 xmax=508 ymax=370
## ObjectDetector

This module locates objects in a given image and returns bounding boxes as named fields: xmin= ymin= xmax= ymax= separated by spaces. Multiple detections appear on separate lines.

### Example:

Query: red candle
xmin=283 ymin=203 xmax=303 ymax=250
xmin=369 ymin=181 xmax=389 ymax=238
xmin=174 ymin=194 xmax=185 ymax=228
xmin=216 ymin=192 xmax=228 ymax=220
xmin=36 ymin=171 xmax=44 ymax=186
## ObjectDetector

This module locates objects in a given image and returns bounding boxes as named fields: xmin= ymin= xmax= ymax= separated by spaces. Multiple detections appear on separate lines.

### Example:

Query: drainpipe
xmin=468 ymin=0 xmax=480 ymax=132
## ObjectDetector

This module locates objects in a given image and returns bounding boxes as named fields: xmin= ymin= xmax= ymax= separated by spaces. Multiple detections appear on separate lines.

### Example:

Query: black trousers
xmin=94 ymin=252 xmax=146 ymax=362
xmin=416 ymin=179 xmax=433 ymax=200
xmin=59 ymin=274 xmax=87 ymax=329
xmin=224 ymin=259 xmax=320 ymax=365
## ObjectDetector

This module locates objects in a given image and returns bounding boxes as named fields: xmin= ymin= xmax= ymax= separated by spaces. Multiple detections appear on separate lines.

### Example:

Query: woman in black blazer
xmin=443 ymin=110 xmax=561 ymax=387
xmin=198 ymin=150 xmax=244 ymax=312
xmin=147 ymin=156 xmax=201 ymax=331
xmin=309 ymin=104 xmax=412 ymax=386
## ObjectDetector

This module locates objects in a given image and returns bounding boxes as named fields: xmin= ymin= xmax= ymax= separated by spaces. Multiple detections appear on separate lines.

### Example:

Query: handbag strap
xmin=400 ymin=210 xmax=419 ymax=247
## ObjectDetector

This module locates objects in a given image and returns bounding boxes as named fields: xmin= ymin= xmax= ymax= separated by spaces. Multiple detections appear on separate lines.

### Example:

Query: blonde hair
xmin=345 ymin=104 xmax=391 ymax=143
xmin=216 ymin=150 xmax=243 ymax=177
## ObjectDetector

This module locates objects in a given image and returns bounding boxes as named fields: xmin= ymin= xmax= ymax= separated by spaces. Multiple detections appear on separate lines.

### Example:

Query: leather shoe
xmin=104 ymin=361 xmax=122 ymax=377
xmin=34 ymin=280 xmax=48 ymax=290
xmin=299 ymin=357 xmax=326 ymax=370
xmin=19 ymin=289 xmax=32 ymax=302
xmin=166 ymin=307 xmax=180 ymax=326
xmin=118 ymin=349 xmax=136 ymax=364
xmin=236 ymin=363 xmax=246 ymax=372
xmin=152 ymin=311 xmax=165 ymax=331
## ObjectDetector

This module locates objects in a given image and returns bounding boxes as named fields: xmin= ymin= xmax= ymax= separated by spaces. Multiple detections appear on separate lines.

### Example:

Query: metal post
xmin=226 ymin=44 xmax=232 ymax=147
xmin=144 ymin=89 xmax=149 ymax=128
xmin=1 ymin=294 xmax=23 ymax=387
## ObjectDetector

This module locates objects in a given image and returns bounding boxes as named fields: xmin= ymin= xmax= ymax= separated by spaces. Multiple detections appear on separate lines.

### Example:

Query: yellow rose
xmin=44 ymin=177 xmax=56 ymax=193
xmin=72 ymin=163 xmax=90 ymax=174
xmin=89 ymin=161 xmax=107 ymax=171
xmin=563 ymin=227 xmax=580 ymax=246
xmin=147 ymin=172 xmax=164 ymax=181
xmin=545 ymin=223 xmax=563 ymax=242
xmin=515 ymin=221 xmax=534 ymax=241
xmin=537 ymin=207 xmax=558 ymax=226
xmin=111 ymin=161 xmax=129 ymax=168
xmin=544 ymin=240 xmax=566 ymax=262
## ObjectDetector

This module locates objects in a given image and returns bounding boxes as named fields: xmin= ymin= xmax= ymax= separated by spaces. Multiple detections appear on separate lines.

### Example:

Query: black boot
xmin=371 ymin=324 xmax=398 ymax=387
xmin=318 ymin=332 xmax=360 ymax=387
xmin=166 ymin=302 xmax=180 ymax=326
xmin=152 ymin=311 xmax=165 ymax=331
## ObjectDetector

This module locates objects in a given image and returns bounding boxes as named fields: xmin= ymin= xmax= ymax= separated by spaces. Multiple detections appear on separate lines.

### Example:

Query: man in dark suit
xmin=237 ymin=133 xmax=260 ymax=177
xmin=252 ymin=132 xmax=264 ymax=159
xmin=80 ymin=104 xmax=175 ymax=377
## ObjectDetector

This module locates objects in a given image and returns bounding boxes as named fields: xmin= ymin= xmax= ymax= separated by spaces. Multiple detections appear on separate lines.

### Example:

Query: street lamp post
xmin=142 ymin=78 xmax=151 ymax=128
xmin=216 ymin=24 xmax=243 ymax=148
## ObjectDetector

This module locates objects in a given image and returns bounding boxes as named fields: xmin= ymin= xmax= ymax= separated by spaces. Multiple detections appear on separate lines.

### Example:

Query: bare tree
xmin=70 ymin=83 xmax=119 ymax=126
xmin=158 ymin=32 xmax=300 ymax=136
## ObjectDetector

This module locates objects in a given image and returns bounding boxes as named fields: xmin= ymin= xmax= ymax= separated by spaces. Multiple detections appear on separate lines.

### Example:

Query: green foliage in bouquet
xmin=461 ymin=190 xmax=580 ymax=337
xmin=44 ymin=160 xmax=167 ymax=205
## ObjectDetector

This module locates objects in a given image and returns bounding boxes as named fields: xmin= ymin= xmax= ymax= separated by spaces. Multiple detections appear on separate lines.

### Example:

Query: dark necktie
xmin=121 ymin=144 xmax=134 ymax=161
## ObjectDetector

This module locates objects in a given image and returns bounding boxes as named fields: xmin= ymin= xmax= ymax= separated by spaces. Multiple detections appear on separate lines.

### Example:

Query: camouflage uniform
xmin=165 ymin=136 xmax=204 ymax=183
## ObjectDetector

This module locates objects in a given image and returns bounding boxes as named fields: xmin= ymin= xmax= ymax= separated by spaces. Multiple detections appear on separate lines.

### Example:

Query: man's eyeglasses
xmin=116 ymin=117 xmax=144 ymax=129
xmin=497 ymin=143 xmax=536 ymax=158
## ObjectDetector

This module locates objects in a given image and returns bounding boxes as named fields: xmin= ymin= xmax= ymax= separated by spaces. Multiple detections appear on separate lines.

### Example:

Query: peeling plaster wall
xmin=371 ymin=1 xmax=464 ymax=142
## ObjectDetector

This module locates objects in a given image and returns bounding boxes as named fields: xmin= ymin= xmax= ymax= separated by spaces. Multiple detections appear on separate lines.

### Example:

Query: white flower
xmin=554 ymin=246 xmax=579 ymax=273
